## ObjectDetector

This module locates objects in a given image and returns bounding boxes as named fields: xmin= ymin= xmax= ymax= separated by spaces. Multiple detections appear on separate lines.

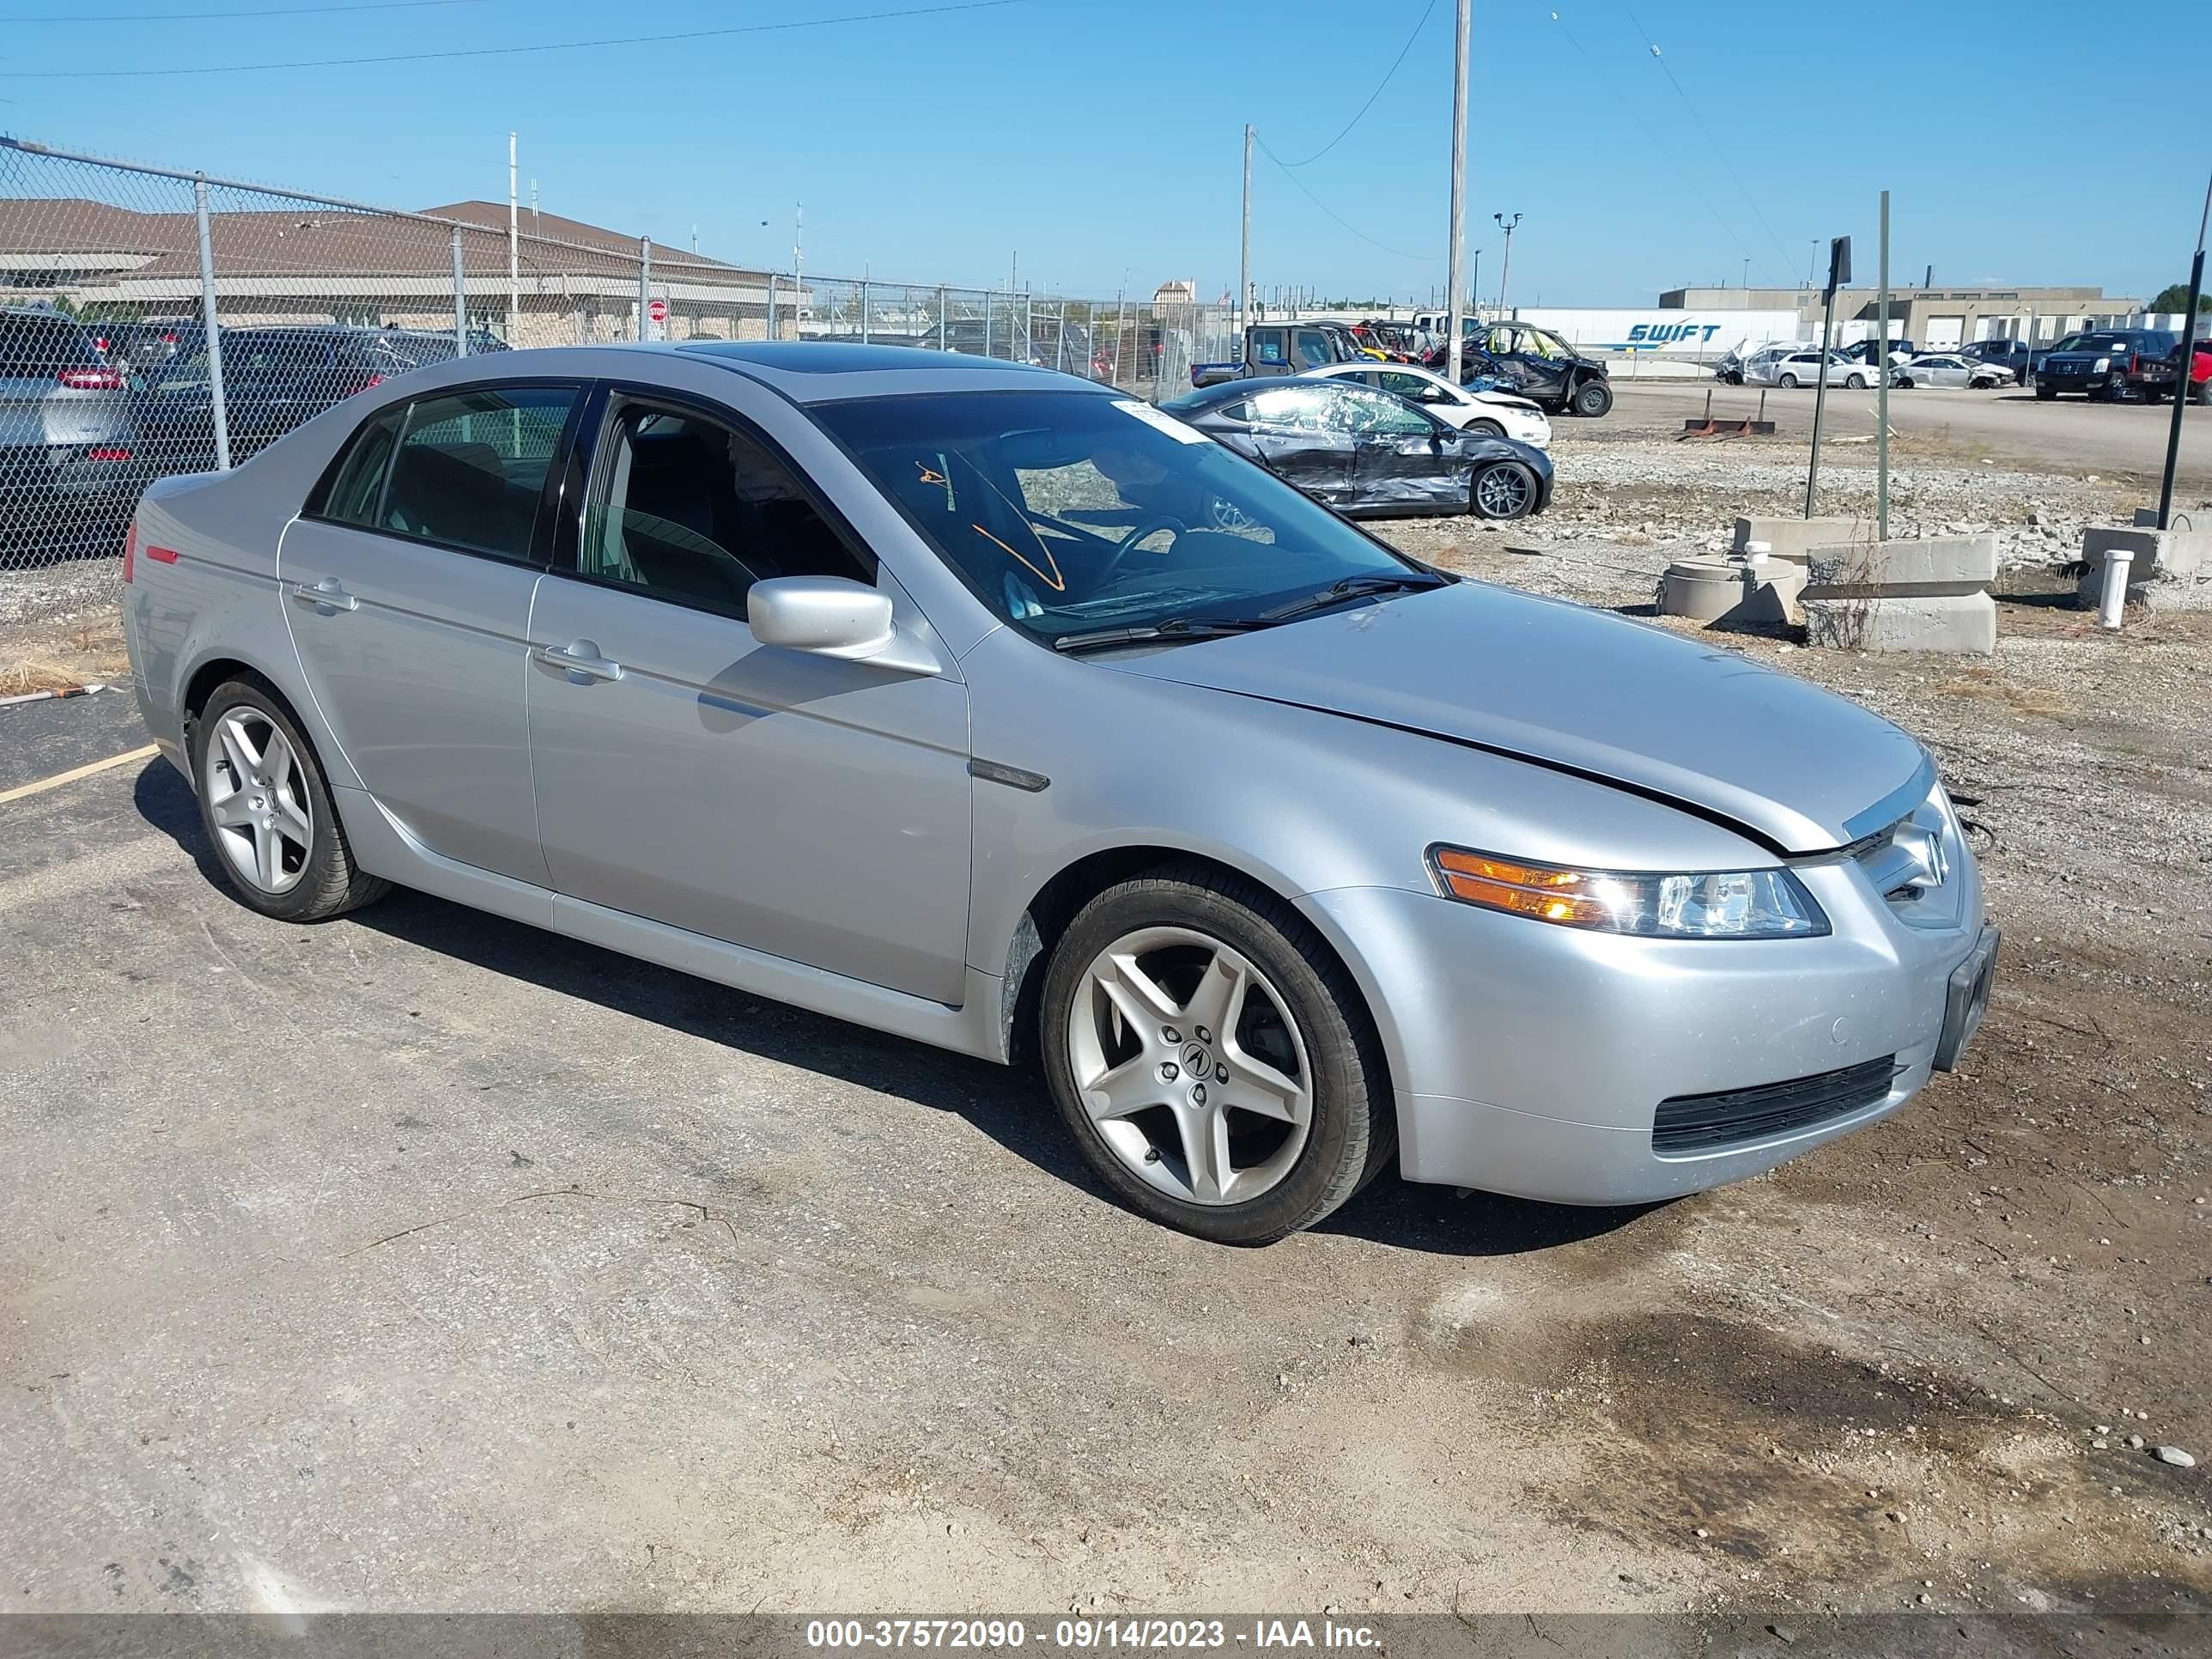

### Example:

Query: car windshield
xmin=813 ymin=388 xmax=1429 ymax=649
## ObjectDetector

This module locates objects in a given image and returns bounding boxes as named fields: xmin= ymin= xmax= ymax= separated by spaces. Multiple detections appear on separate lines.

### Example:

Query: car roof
xmin=672 ymin=339 xmax=1115 ymax=404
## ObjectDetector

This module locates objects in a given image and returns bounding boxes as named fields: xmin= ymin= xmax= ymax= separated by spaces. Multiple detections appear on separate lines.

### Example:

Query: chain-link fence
xmin=0 ymin=136 xmax=1235 ymax=589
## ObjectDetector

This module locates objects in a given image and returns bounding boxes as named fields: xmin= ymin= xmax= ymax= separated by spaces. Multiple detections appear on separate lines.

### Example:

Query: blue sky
xmin=4 ymin=0 xmax=2208 ymax=305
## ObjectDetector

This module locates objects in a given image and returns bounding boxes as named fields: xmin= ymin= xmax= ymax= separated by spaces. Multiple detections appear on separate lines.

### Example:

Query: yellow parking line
xmin=0 ymin=744 xmax=159 ymax=806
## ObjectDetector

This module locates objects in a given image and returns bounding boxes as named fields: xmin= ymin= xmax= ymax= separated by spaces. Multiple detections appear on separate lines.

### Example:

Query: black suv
xmin=1463 ymin=321 xmax=1613 ymax=417
xmin=2034 ymin=329 xmax=2178 ymax=401
xmin=133 ymin=325 xmax=426 ymax=470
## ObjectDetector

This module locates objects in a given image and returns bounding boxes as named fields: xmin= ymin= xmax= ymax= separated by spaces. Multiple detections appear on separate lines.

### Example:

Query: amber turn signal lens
xmin=1431 ymin=848 xmax=1620 ymax=929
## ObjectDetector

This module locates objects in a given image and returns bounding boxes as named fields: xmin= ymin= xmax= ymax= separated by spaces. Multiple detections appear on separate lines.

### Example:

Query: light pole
xmin=1443 ymin=0 xmax=1469 ymax=393
xmin=1492 ymin=211 xmax=1522 ymax=315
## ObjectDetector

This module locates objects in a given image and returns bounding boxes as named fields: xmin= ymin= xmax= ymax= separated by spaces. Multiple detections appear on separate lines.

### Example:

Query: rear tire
xmin=190 ymin=678 xmax=390 ymax=923
xmin=1039 ymin=864 xmax=1393 ymax=1244
xmin=1571 ymin=379 xmax=1613 ymax=417
xmin=1471 ymin=460 xmax=1539 ymax=520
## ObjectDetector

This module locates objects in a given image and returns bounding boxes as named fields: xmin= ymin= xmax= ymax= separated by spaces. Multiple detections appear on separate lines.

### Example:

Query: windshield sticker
xmin=1112 ymin=400 xmax=1210 ymax=444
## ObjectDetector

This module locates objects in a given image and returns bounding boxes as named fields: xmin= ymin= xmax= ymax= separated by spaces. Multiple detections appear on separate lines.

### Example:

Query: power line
xmin=1621 ymin=4 xmax=1801 ymax=284
xmin=1279 ymin=0 xmax=1440 ymax=167
xmin=0 ymin=0 xmax=1032 ymax=77
xmin=1253 ymin=130 xmax=1437 ymax=264
xmin=1547 ymin=7 xmax=1773 ymax=284
xmin=3 ymin=0 xmax=482 ymax=19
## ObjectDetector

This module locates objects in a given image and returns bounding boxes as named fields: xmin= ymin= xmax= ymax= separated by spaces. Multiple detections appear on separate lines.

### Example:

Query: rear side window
xmin=319 ymin=409 xmax=404 ymax=526
xmin=0 ymin=314 xmax=98 ymax=375
xmin=377 ymin=385 xmax=579 ymax=560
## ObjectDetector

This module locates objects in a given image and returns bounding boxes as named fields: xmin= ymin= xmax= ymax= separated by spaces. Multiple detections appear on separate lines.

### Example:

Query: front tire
xmin=1467 ymin=417 xmax=1506 ymax=438
xmin=1844 ymin=373 xmax=1868 ymax=390
xmin=2036 ymin=383 xmax=2057 ymax=400
xmin=1471 ymin=460 xmax=1539 ymax=520
xmin=1040 ymin=866 xmax=1392 ymax=1244
xmin=1778 ymin=374 xmax=1800 ymax=389
xmin=1571 ymin=379 xmax=1613 ymax=416
xmin=191 ymin=678 xmax=390 ymax=922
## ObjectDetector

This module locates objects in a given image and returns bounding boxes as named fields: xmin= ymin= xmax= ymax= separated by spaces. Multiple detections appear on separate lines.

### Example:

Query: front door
xmin=1334 ymin=385 xmax=1459 ymax=511
xmin=1238 ymin=384 xmax=1356 ymax=507
xmin=279 ymin=380 xmax=582 ymax=883
xmin=525 ymin=389 xmax=974 ymax=1006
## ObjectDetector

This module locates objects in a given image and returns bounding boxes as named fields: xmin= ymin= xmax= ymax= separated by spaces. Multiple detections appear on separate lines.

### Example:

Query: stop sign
xmin=647 ymin=297 xmax=668 ymax=325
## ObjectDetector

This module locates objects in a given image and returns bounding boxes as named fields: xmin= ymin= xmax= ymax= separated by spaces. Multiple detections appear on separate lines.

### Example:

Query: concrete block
xmin=1804 ymin=536 xmax=2000 ymax=595
xmin=1732 ymin=515 xmax=1876 ymax=563
xmin=2075 ymin=526 xmax=2212 ymax=611
xmin=1804 ymin=592 xmax=1996 ymax=654
xmin=2134 ymin=507 xmax=2200 ymax=532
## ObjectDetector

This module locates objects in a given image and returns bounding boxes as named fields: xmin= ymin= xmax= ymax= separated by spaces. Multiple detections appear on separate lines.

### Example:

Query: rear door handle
xmin=287 ymin=577 xmax=359 ymax=611
xmin=536 ymin=641 xmax=624 ymax=682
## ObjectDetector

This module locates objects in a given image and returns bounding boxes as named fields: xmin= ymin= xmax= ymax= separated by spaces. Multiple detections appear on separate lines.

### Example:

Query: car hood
xmin=1109 ymin=582 xmax=1929 ymax=854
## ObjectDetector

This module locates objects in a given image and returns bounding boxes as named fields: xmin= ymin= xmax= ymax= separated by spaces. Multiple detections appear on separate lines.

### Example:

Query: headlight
xmin=2094 ymin=357 xmax=2111 ymax=374
xmin=1427 ymin=846 xmax=1830 ymax=939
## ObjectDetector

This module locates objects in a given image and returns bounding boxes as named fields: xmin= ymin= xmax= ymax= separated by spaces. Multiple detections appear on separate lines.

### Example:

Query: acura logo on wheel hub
xmin=1182 ymin=1041 xmax=1210 ymax=1077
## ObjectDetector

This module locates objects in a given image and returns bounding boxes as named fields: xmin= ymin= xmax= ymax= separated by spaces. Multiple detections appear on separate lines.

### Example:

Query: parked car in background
xmin=134 ymin=325 xmax=428 ymax=471
xmin=1961 ymin=338 xmax=2033 ymax=381
xmin=1466 ymin=321 xmax=1613 ymax=416
xmin=1837 ymin=337 xmax=1917 ymax=367
xmin=2034 ymin=329 xmax=2177 ymax=401
xmin=90 ymin=319 xmax=204 ymax=375
xmin=2136 ymin=335 xmax=2212 ymax=404
xmin=1298 ymin=360 xmax=1552 ymax=448
xmin=1889 ymin=354 xmax=2014 ymax=390
xmin=1162 ymin=376 xmax=1553 ymax=520
xmin=0 ymin=307 xmax=138 ymax=562
xmin=119 ymin=341 xmax=1992 ymax=1243
xmin=1752 ymin=349 xmax=1871 ymax=389
xmin=1715 ymin=342 xmax=1796 ymax=386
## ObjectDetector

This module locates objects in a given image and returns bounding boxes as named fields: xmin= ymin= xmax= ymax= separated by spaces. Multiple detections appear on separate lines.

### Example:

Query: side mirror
xmin=747 ymin=575 xmax=905 ymax=663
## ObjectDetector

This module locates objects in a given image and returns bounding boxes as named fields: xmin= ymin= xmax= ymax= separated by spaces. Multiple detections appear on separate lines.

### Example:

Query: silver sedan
xmin=1892 ymin=354 xmax=2016 ymax=389
xmin=121 ymin=343 xmax=1996 ymax=1243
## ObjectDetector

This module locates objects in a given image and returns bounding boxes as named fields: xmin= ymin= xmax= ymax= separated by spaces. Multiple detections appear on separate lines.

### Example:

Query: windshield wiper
xmin=1052 ymin=616 xmax=1272 ymax=654
xmin=1257 ymin=572 xmax=1447 ymax=623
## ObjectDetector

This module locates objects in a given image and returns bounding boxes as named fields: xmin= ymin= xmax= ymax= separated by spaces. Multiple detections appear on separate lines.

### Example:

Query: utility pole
xmin=2156 ymin=167 xmax=2212 ymax=532
xmin=793 ymin=202 xmax=804 ymax=328
xmin=1240 ymin=123 xmax=1253 ymax=351
xmin=1493 ymin=211 xmax=1522 ymax=315
xmin=1443 ymin=0 xmax=1469 ymax=386
xmin=1876 ymin=191 xmax=1891 ymax=540
xmin=507 ymin=131 xmax=520 ymax=345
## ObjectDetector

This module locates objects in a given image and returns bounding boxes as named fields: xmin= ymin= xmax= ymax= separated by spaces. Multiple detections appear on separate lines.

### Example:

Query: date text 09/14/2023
xmin=805 ymin=1620 xmax=1382 ymax=1650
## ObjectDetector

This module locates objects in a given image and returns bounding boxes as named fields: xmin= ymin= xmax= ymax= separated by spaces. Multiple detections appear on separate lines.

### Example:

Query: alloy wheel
xmin=204 ymin=707 xmax=313 ymax=894
xmin=1065 ymin=926 xmax=1313 ymax=1206
xmin=1474 ymin=465 xmax=1532 ymax=518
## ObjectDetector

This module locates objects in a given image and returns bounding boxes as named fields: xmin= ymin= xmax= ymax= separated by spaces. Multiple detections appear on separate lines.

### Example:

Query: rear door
xmin=1241 ymin=384 xmax=1356 ymax=505
xmin=279 ymin=379 xmax=582 ymax=883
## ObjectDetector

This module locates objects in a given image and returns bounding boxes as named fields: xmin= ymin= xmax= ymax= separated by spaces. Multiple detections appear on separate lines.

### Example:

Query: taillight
xmin=58 ymin=367 xmax=126 ymax=390
xmin=87 ymin=447 xmax=132 ymax=462
xmin=347 ymin=373 xmax=386 ymax=396
xmin=123 ymin=522 xmax=137 ymax=583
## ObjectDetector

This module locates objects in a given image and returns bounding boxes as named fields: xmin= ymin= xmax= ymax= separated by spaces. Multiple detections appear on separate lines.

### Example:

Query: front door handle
xmin=287 ymin=577 xmax=359 ymax=611
xmin=536 ymin=641 xmax=624 ymax=682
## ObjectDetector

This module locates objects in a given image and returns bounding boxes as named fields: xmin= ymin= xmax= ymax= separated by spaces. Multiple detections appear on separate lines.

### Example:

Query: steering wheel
xmin=1094 ymin=515 xmax=1188 ymax=588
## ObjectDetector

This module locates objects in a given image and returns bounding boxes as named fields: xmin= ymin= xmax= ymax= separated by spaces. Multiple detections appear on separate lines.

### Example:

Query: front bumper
xmin=1297 ymin=845 xmax=1988 ymax=1206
